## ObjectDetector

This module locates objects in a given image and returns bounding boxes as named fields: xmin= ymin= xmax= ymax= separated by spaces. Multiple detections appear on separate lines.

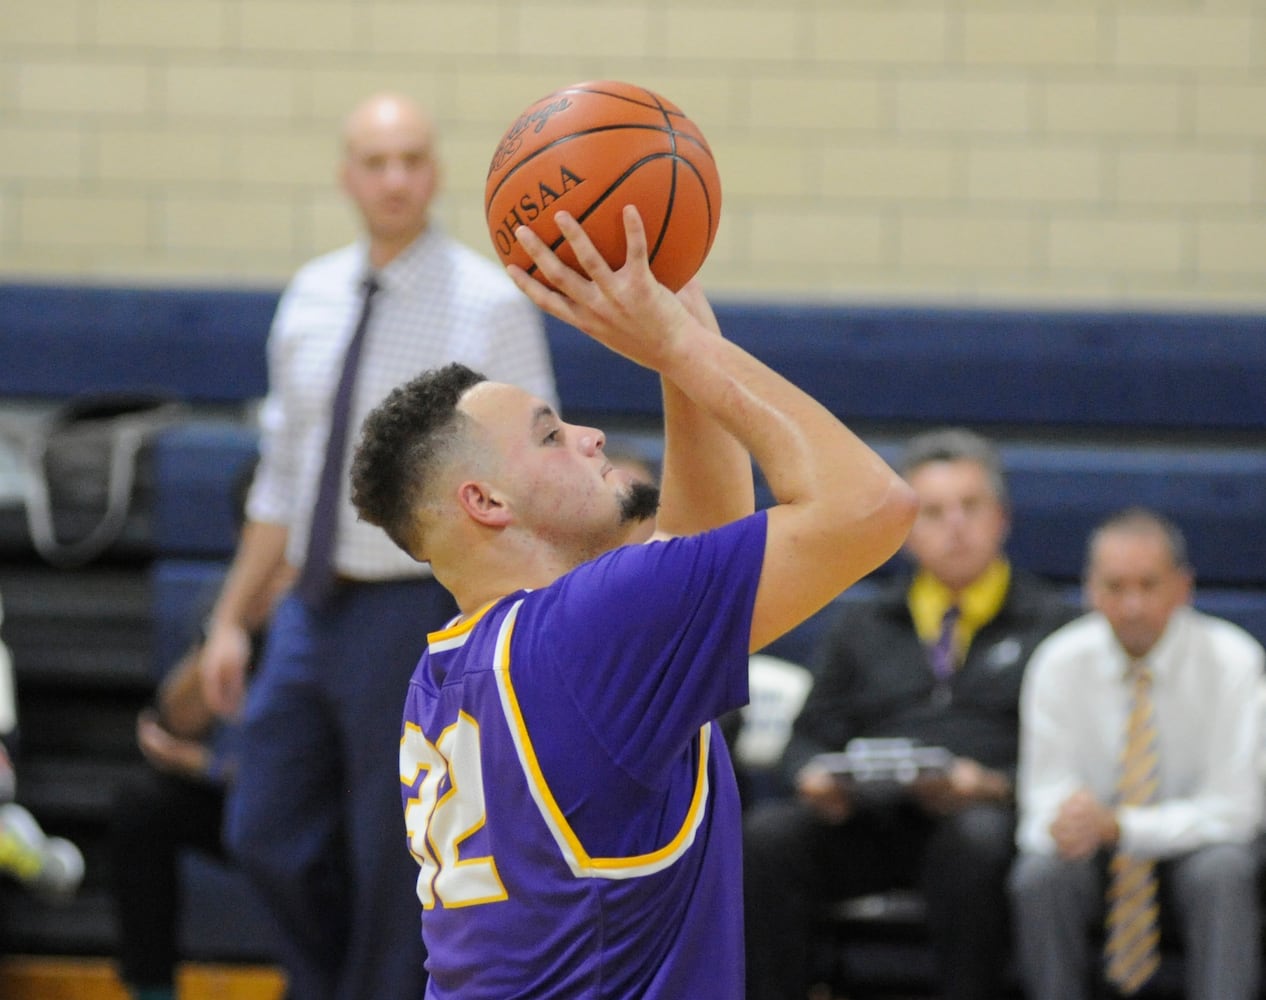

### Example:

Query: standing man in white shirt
xmin=1010 ymin=506 xmax=1263 ymax=1000
xmin=198 ymin=92 xmax=556 ymax=1000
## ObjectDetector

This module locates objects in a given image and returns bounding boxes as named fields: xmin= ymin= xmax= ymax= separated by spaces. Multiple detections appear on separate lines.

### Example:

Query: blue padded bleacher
xmin=546 ymin=303 xmax=1266 ymax=432
xmin=5 ymin=281 xmax=1266 ymax=432
xmin=759 ymin=439 xmax=1266 ymax=582
xmin=150 ymin=559 xmax=227 ymax=675
xmin=152 ymin=423 xmax=260 ymax=559
xmin=0 ymin=283 xmax=273 ymax=404
xmin=1002 ymin=442 xmax=1266 ymax=586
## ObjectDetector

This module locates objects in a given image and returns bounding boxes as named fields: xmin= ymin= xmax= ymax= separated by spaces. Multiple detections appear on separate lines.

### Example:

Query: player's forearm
xmin=659 ymin=331 xmax=912 ymax=542
xmin=661 ymin=331 xmax=915 ymax=648
xmin=656 ymin=374 xmax=754 ymax=535
xmin=648 ymin=282 xmax=754 ymax=535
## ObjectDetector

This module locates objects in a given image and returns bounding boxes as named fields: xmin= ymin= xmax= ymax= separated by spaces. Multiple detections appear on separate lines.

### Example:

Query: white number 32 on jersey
xmin=400 ymin=713 xmax=507 ymax=909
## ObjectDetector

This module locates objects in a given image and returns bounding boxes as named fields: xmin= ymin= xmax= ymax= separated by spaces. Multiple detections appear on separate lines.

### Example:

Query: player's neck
xmin=439 ymin=542 xmax=572 ymax=617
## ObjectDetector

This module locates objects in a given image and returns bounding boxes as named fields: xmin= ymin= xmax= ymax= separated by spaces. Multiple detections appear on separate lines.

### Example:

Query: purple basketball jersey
xmin=399 ymin=514 xmax=766 ymax=998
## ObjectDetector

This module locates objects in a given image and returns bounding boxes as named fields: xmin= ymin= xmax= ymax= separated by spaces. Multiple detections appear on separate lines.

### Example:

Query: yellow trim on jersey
xmin=427 ymin=599 xmax=501 ymax=649
xmin=492 ymin=600 xmax=711 ymax=880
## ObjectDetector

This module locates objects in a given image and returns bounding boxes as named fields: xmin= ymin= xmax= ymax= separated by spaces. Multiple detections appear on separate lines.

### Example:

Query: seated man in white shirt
xmin=1009 ymin=506 xmax=1264 ymax=1000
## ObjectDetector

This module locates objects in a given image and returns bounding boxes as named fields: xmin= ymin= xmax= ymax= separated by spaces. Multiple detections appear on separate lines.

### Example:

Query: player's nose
xmin=574 ymin=424 xmax=605 ymax=457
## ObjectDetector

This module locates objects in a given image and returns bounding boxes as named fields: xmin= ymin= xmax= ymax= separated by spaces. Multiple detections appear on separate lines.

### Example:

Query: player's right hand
xmin=199 ymin=620 xmax=251 ymax=718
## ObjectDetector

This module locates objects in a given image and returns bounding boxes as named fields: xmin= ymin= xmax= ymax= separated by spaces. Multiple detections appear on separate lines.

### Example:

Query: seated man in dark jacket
xmin=744 ymin=427 xmax=1076 ymax=1000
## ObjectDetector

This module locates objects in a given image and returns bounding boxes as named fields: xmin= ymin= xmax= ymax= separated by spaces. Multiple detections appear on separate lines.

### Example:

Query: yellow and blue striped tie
xmin=1104 ymin=660 xmax=1161 ymax=995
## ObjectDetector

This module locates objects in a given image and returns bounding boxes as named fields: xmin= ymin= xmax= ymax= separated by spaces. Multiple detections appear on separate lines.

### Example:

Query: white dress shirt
xmin=248 ymin=226 xmax=557 ymax=581
xmin=1016 ymin=605 xmax=1265 ymax=859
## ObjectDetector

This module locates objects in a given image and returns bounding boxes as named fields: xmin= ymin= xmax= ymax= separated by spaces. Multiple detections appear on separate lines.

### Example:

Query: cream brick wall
xmin=1 ymin=0 xmax=1264 ymax=306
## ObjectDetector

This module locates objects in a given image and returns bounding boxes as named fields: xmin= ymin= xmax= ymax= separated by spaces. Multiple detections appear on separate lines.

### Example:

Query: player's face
xmin=1087 ymin=529 xmax=1191 ymax=659
xmin=341 ymin=99 xmax=439 ymax=247
xmin=903 ymin=459 xmax=1009 ymax=593
xmin=459 ymin=383 xmax=654 ymax=556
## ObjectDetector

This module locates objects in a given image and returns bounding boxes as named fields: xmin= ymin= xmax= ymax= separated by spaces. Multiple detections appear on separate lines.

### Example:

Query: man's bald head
xmin=339 ymin=92 xmax=440 ymax=264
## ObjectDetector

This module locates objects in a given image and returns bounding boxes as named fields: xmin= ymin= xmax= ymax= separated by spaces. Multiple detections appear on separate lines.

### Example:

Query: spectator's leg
xmin=743 ymin=798 xmax=828 ymax=1000
xmin=225 ymin=595 xmax=347 ymax=1000
xmin=1166 ymin=842 xmax=1261 ymax=1000
xmin=744 ymin=798 xmax=916 ymax=1000
xmin=920 ymin=802 xmax=1015 ymax=1000
xmin=1007 ymin=851 xmax=1100 ymax=1000
xmin=109 ymin=768 xmax=225 ymax=995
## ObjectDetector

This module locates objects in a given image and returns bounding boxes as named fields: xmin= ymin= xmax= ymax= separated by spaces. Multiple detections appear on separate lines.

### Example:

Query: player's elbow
xmin=882 ymin=477 xmax=919 ymax=545
xmin=845 ymin=475 xmax=917 ymax=553
xmin=801 ymin=473 xmax=916 ymax=578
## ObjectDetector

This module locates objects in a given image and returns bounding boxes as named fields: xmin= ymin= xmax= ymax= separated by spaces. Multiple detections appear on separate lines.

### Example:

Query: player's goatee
xmin=620 ymin=481 xmax=660 ymax=524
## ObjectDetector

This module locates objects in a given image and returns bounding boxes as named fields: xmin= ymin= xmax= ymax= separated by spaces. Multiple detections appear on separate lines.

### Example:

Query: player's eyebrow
xmin=530 ymin=404 xmax=558 ymax=431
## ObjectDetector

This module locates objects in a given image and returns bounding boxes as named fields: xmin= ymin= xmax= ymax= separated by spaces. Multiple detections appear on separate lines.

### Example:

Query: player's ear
xmin=456 ymin=480 xmax=511 ymax=527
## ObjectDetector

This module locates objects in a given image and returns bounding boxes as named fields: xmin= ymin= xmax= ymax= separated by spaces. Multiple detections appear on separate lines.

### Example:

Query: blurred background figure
xmin=109 ymin=459 xmax=290 ymax=1000
xmin=1010 ymin=507 xmax=1264 ymax=1000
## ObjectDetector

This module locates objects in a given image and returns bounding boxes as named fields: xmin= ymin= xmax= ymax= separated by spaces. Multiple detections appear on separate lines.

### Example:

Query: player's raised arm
xmin=653 ymin=279 xmax=755 ymax=539
xmin=508 ymin=207 xmax=917 ymax=651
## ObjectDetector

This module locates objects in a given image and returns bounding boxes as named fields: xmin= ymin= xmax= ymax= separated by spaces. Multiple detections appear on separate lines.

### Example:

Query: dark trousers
xmin=225 ymin=578 xmax=457 ymax=1000
xmin=744 ymin=795 xmax=1016 ymax=1000
xmin=109 ymin=768 xmax=226 ymax=989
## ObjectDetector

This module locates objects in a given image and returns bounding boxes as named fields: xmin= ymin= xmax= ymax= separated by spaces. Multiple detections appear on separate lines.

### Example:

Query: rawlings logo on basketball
xmin=489 ymin=166 xmax=586 ymax=256
xmin=489 ymin=98 xmax=574 ymax=172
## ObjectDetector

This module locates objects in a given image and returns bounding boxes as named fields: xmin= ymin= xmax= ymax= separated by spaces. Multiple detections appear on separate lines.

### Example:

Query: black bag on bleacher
xmin=0 ymin=392 xmax=187 ymax=568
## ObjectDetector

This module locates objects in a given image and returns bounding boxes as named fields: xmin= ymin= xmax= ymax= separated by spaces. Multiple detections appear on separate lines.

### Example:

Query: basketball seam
xmin=645 ymin=89 xmax=675 ymax=265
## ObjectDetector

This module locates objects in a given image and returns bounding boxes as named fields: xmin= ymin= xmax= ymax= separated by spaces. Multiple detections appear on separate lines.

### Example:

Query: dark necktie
xmin=928 ymin=604 xmax=961 ymax=682
xmin=294 ymin=274 xmax=379 ymax=607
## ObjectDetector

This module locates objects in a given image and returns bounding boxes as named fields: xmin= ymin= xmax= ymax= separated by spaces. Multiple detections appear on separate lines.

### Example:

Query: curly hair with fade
xmin=350 ymin=362 xmax=487 ymax=559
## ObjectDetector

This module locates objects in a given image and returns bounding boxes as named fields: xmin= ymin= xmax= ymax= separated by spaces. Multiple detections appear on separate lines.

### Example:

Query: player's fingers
xmin=554 ymin=211 xmax=615 ymax=283
xmin=514 ymin=222 xmax=593 ymax=303
xmin=506 ymin=263 xmax=581 ymax=328
xmin=618 ymin=204 xmax=650 ymax=270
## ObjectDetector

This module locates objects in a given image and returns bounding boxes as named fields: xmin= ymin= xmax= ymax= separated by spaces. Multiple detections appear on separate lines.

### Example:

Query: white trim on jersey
xmin=492 ymin=599 xmax=712 ymax=880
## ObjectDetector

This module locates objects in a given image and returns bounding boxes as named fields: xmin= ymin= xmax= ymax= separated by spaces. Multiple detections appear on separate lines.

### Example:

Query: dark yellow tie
xmin=1104 ymin=660 xmax=1161 ymax=994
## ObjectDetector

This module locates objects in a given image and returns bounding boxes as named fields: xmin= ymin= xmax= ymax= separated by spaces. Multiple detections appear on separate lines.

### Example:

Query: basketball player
xmin=349 ymin=208 xmax=918 ymax=997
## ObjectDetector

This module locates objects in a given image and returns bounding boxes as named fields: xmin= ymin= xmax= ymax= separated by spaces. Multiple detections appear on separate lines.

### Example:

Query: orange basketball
xmin=485 ymin=80 xmax=722 ymax=293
